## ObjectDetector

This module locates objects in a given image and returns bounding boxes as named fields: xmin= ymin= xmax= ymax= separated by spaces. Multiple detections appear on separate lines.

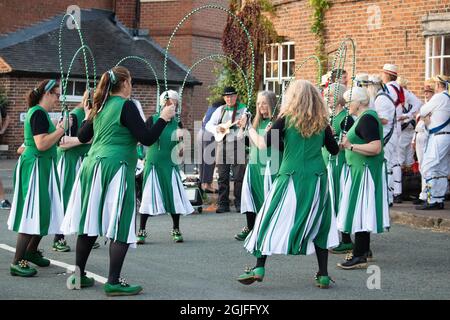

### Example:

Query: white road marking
xmin=0 ymin=243 xmax=107 ymax=284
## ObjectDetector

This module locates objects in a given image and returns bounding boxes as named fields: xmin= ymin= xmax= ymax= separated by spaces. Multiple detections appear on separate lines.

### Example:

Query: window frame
xmin=425 ymin=34 xmax=450 ymax=79
xmin=263 ymin=41 xmax=295 ymax=98
xmin=60 ymin=79 xmax=94 ymax=103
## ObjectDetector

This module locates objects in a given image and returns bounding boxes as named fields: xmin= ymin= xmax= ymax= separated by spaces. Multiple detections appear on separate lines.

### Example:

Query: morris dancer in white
xmin=416 ymin=75 xmax=450 ymax=210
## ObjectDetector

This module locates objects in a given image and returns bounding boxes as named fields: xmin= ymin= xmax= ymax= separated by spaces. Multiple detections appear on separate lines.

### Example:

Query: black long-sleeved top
xmin=78 ymin=100 xmax=168 ymax=146
xmin=264 ymin=117 xmax=339 ymax=155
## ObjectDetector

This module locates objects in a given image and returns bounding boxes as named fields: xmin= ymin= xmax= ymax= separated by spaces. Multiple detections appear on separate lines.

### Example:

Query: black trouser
xmin=200 ymin=133 xmax=216 ymax=185
xmin=217 ymin=163 xmax=245 ymax=208
xmin=353 ymin=232 xmax=371 ymax=257
xmin=216 ymin=140 xmax=246 ymax=208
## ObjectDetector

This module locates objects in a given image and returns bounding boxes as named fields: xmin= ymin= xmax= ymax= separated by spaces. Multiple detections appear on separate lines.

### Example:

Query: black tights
xmin=53 ymin=234 xmax=65 ymax=243
xmin=75 ymin=234 xmax=129 ymax=284
xmin=13 ymin=234 xmax=43 ymax=264
xmin=245 ymin=212 xmax=256 ymax=230
xmin=108 ymin=240 xmax=129 ymax=284
xmin=139 ymin=213 xmax=180 ymax=230
xmin=253 ymin=244 xmax=329 ymax=277
xmin=341 ymin=232 xmax=352 ymax=244
xmin=75 ymin=235 xmax=98 ymax=275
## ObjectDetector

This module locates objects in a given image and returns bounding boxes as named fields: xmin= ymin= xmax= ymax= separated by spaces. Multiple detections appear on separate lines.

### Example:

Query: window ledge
xmin=422 ymin=13 xmax=450 ymax=36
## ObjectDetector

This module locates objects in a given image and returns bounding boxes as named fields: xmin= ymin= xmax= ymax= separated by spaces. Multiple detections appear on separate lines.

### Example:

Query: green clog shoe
xmin=171 ymin=229 xmax=183 ymax=243
xmin=92 ymin=242 xmax=100 ymax=249
xmin=24 ymin=250 xmax=50 ymax=267
xmin=330 ymin=242 xmax=353 ymax=254
xmin=237 ymin=267 xmax=265 ymax=285
xmin=104 ymin=278 xmax=143 ymax=297
xmin=52 ymin=239 xmax=71 ymax=252
xmin=314 ymin=273 xmax=334 ymax=289
xmin=136 ymin=230 xmax=147 ymax=245
xmin=10 ymin=260 xmax=37 ymax=277
xmin=234 ymin=227 xmax=250 ymax=241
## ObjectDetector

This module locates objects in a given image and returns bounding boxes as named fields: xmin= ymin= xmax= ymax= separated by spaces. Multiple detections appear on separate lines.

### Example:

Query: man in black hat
xmin=205 ymin=86 xmax=248 ymax=213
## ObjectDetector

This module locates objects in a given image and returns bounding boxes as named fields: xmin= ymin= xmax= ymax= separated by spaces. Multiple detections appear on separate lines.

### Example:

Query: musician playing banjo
xmin=205 ymin=86 xmax=248 ymax=213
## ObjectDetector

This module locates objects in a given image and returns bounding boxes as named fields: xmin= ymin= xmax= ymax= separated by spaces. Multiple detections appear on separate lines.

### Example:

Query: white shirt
xmin=420 ymin=91 xmax=450 ymax=131
xmin=374 ymin=90 xmax=397 ymax=138
xmin=205 ymin=104 xmax=248 ymax=141
xmin=401 ymin=89 xmax=423 ymax=122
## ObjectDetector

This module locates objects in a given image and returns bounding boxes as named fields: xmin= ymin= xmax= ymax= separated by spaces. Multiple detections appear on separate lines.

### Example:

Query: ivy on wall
xmin=309 ymin=0 xmax=331 ymax=71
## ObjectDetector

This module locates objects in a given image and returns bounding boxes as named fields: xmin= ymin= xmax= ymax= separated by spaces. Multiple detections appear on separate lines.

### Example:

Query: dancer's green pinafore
xmin=322 ymin=109 xmax=348 ymax=214
xmin=142 ymin=115 xmax=182 ymax=214
xmin=339 ymin=109 xmax=388 ymax=234
xmin=244 ymin=118 xmax=281 ymax=212
xmin=76 ymin=96 xmax=137 ymax=242
xmin=245 ymin=119 xmax=337 ymax=256
xmin=57 ymin=108 xmax=91 ymax=212
xmin=8 ymin=105 xmax=62 ymax=235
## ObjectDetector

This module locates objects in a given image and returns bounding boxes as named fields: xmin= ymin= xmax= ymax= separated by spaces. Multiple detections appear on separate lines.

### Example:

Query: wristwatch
xmin=350 ymin=144 xmax=354 ymax=151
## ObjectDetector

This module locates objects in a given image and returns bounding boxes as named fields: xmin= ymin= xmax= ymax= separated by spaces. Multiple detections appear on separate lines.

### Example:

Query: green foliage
xmin=209 ymin=0 xmax=278 ymax=112
xmin=309 ymin=0 xmax=331 ymax=71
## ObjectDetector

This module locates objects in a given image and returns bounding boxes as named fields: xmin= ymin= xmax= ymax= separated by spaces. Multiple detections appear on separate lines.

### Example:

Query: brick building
xmin=0 ymin=0 xmax=230 ymax=158
xmin=263 ymin=0 xmax=450 ymax=100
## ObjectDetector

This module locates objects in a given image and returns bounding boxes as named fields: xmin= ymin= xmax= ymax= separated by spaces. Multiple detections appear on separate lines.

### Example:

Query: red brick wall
xmin=269 ymin=0 xmax=450 ymax=100
xmin=140 ymin=0 xmax=229 ymax=126
xmin=0 ymin=0 xmax=113 ymax=35
xmin=0 ymin=75 xmax=194 ymax=159
xmin=115 ymin=0 xmax=137 ymax=29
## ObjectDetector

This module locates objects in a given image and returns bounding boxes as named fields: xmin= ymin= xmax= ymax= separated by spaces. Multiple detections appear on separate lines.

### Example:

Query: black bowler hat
xmin=222 ymin=86 xmax=238 ymax=96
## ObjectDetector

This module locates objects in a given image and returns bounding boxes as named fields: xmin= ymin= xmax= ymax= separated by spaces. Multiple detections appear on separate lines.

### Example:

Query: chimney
xmin=114 ymin=0 xmax=140 ymax=34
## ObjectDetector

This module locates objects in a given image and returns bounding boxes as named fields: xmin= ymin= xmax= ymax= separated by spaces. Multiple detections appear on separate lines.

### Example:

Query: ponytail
xmin=26 ymin=79 xmax=56 ymax=108
xmin=90 ymin=66 xmax=130 ymax=121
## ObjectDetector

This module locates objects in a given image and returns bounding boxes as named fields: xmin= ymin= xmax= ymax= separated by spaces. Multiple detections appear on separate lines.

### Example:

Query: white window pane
xmin=282 ymin=62 xmax=288 ymax=78
xmin=275 ymin=82 xmax=281 ymax=96
xmin=444 ymin=57 xmax=450 ymax=76
xmin=282 ymin=45 xmax=288 ymax=60
xmin=273 ymin=45 xmax=278 ymax=61
xmin=289 ymin=61 xmax=295 ymax=77
xmin=431 ymin=58 xmax=441 ymax=76
xmin=427 ymin=37 xmax=433 ymax=57
xmin=289 ymin=45 xmax=295 ymax=60
xmin=433 ymin=36 xmax=442 ymax=57
xmin=444 ymin=36 xmax=450 ymax=56
xmin=74 ymin=82 xmax=86 ymax=96
xmin=273 ymin=62 xmax=279 ymax=79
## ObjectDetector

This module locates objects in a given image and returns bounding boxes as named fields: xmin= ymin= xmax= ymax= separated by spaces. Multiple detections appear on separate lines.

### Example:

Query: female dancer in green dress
xmin=322 ymin=83 xmax=355 ymax=254
xmin=235 ymin=90 xmax=281 ymax=241
xmin=138 ymin=90 xmax=194 ymax=244
xmin=237 ymin=80 xmax=340 ymax=289
xmin=8 ymin=79 xmax=65 ymax=277
xmin=61 ymin=67 xmax=175 ymax=296
xmin=55 ymin=90 xmax=100 ymax=252
xmin=337 ymin=87 xmax=390 ymax=270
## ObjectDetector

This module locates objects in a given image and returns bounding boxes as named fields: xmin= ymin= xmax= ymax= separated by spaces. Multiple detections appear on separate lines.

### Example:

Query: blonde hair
xmin=253 ymin=91 xmax=276 ymax=128
xmin=280 ymin=80 xmax=329 ymax=138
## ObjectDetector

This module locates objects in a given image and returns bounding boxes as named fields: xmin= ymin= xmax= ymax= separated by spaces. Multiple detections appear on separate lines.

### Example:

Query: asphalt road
xmin=0 ymin=209 xmax=449 ymax=300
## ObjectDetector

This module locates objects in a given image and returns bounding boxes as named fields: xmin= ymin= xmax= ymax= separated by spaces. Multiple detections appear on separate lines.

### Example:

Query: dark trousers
xmin=353 ymin=232 xmax=371 ymax=257
xmin=217 ymin=163 xmax=246 ymax=208
xmin=199 ymin=133 xmax=216 ymax=184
